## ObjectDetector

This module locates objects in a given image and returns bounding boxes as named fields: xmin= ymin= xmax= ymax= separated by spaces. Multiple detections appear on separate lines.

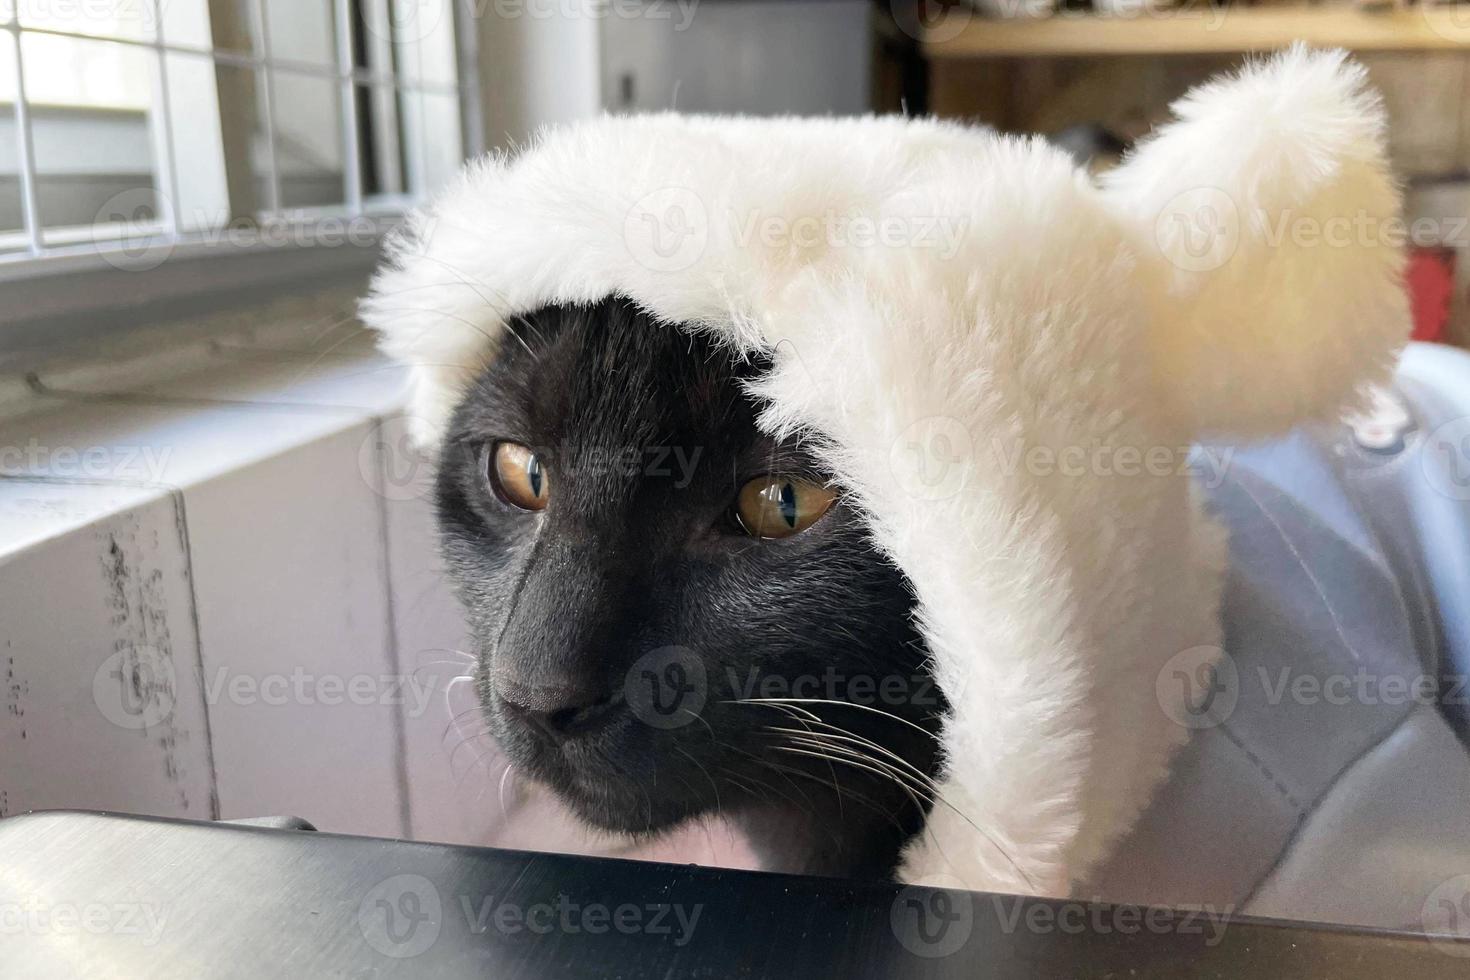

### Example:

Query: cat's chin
xmin=540 ymin=769 xmax=916 ymax=880
xmin=510 ymin=747 xmax=709 ymax=837
xmin=545 ymin=778 xmax=704 ymax=837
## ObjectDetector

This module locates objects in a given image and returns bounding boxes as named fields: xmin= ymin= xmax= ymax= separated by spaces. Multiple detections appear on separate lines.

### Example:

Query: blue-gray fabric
xmin=1088 ymin=342 xmax=1470 ymax=931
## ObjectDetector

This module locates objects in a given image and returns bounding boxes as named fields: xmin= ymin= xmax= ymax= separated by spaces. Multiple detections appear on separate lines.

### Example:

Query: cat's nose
xmin=495 ymin=675 xmax=623 ymax=742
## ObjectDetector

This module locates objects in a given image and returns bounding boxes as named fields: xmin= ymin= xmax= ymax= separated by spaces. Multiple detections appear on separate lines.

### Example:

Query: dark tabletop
xmin=0 ymin=810 xmax=1466 ymax=978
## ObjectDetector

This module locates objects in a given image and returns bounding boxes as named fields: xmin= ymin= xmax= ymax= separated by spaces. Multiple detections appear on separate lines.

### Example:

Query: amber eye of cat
xmin=734 ymin=476 xmax=837 ymax=539
xmin=490 ymin=441 xmax=550 ymax=511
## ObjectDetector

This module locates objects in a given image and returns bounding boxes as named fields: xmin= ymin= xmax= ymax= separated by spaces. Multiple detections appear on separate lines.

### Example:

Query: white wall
xmin=476 ymin=7 xmax=604 ymax=150
xmin=473 ymin=0 xmax=871 ymax=151
xmin=601 ymin=1 xmax=871 ymax=116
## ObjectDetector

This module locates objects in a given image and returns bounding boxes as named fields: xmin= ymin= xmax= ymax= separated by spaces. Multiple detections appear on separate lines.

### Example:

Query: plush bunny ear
xmin=1101 ymin=45 xmax=1408 ymax=439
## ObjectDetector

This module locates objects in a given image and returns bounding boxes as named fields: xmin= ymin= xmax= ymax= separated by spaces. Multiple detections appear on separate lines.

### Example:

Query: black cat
xmin=434 ymin=296 xmax=946 ymax=878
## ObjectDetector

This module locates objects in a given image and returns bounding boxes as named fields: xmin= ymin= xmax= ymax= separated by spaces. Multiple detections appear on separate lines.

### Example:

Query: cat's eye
xmin=490 ymin=441 xmax=550 ymax=511
xmin=734 ymin=476 xmax=836 ymax=539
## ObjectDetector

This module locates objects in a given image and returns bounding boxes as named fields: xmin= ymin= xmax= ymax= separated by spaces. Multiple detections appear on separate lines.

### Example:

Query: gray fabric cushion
xmin=1086 ymin=342 xmax=1470 ymax=930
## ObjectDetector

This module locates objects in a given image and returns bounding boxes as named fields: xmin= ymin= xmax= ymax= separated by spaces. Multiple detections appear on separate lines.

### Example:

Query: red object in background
xmin=1405 ymin=246 xmax=1455 ymax=343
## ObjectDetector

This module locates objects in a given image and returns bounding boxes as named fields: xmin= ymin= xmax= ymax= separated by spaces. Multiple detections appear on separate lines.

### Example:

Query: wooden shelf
xmin=923 ymin=8 xmax=1470 ymax=58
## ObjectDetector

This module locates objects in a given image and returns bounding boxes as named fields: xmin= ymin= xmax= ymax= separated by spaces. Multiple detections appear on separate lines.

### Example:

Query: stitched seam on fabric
xmin=1234 ymin=473 xmax=1366 ymax=663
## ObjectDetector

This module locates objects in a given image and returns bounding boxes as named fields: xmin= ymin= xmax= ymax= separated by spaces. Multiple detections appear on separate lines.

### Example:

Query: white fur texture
xmin=363 ymin=46 xmax=1407 ymax=897
xmin=1102 ymin=46 xmax=1405 ymax=438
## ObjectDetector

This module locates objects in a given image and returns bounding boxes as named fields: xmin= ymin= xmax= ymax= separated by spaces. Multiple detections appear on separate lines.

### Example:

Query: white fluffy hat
xmin=363 ymin=46 xmax=1407 ymax=895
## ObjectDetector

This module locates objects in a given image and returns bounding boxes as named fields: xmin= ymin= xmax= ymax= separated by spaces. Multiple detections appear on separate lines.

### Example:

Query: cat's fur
xmin=366 ymin=48 xmax=1406 ymax=893
xmin=436 ymin=298 xmax=944 ymax=877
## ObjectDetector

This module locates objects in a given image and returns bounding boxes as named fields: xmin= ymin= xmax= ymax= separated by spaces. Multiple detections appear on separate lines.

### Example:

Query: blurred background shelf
xmin=869 ymin=1 xmax=1470 ymax=347
xmin=921 ymin=8 xmax=1470 ymax=58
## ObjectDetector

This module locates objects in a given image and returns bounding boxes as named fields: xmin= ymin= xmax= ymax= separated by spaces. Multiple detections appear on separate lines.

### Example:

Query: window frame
xmin=0 ymin=0 xmax=483 ymax=337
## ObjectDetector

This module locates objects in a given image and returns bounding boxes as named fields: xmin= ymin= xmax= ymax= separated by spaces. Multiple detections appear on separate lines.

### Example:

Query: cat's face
xmin=435 ymin=298 xmax=945 ymax=877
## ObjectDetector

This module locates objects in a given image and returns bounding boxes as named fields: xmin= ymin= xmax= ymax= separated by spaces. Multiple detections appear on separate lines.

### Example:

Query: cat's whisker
xmin=766 ymin=725 xmax=937 ymax=793
xmin=416 ymin=647 xmax=478 ymax=665
xmin=725 ymin=696 xmax=941 ymax=743
xmin=441 ymin=701 xmax=491 ymax=743
xmin=682 ymin=705 xmax=727 ymax=750
xmin=737 ymin=698 xmax=943 ymax=834
xmin=371 ymin=302 xmax=536 ymax=363
xmin=786 ymin=710 xmax=844 ymax=821
xmin=497 ymin=759 xmax=519 ymax=819
xmin=411 ymin=660 xmax=478 ymax=675
xmin=441 ymin=677 xmax=487 ymax=745
xmin=445 ymin=729 xmax=504 ymax=802
xmin=752 ymin=757 xmax=907 ymax=839
xmin=731 ymin=700 xmax=844 ymax=820
xmin=714 ymin=766 xmax=762 ymax=803
xmin=772 ymin=736 xmax=931 ymax=819
xmin=760 ymin=726 xmax=1036 ymax=890
xmin=720 ymin=744 xmax=821 ymax=819
xmin=666 ymin=763 xmax=710 ymax=826
xmin=770 ymin=741 xmax=934 ymax=850
xmin=590 ymin=745 xmax=655 ymax=836
xmin=675 ymin=746 xmax=724 ymax=822
xmin=402 ymin=254 xmax=508 ymax=315
xmin=778 ymin=735 xmax=943 ymax=836
xmin=446 ymin=726 xmax=496 ymax=775
xmin=443 ymin=672 xmax=476 ymax=707
xmin=389 ymin=253 xmax=530 ymax=336
xmin=719 ymin=697 xmax=821 ymax=724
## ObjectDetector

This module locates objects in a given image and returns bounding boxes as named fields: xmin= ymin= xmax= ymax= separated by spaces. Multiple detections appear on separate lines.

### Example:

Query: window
xmin=0 ymin=0 xmax=480 ymax=271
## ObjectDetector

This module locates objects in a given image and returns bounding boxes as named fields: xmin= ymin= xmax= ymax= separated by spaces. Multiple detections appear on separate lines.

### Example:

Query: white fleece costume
xmin=364 ymin=47 xmax=1408 ymax=898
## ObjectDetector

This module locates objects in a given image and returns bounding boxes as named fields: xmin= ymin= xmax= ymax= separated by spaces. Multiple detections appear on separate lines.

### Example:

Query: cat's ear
xmin=1099 ymin=45 xmax=1408 ymax=439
